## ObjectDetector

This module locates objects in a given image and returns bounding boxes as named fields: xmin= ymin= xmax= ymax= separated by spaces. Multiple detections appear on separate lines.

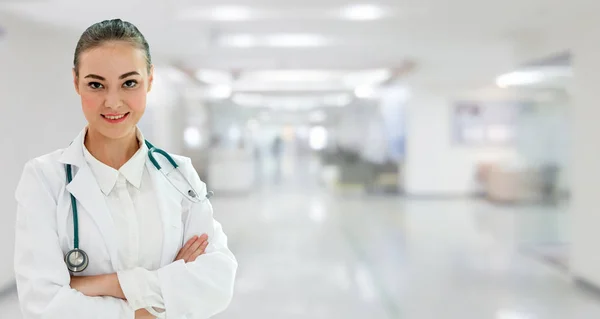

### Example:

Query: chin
xmin=93 ymin=125 xmax=136 ymax=141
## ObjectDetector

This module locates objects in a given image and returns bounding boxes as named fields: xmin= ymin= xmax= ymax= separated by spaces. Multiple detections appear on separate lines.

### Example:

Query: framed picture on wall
xmin=452 ymin=101 xmax=524 ymax=146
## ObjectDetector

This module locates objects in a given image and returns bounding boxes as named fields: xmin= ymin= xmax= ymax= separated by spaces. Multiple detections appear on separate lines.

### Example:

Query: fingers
xmin=187 ymin=238 xmax=203 ymax=256
xmin=183 ymin=236 xmax=198 ymax=252
xmin=198 ymin=233 xmax=209 ymax=244
xmin=175 ymin=235 xmax=198 ymax=261
xmin=175 ymin=234 xmax=210 ymax=263
xmin=189 ymin=239 xmax=209 ymax=262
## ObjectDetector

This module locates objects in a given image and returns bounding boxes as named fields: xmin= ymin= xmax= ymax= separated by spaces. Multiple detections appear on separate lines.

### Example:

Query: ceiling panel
xmin=0 ymin=0 xmax=594 ymax=95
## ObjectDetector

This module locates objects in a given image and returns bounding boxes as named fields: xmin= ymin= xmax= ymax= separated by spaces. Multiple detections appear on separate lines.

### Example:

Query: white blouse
xmin=82 ymin=128 xmax=166 ymax=316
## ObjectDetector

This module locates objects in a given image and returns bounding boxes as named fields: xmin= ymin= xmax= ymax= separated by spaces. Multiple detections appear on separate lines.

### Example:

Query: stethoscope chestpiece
xmin=65 ymin=248 xmax=89 ymax=273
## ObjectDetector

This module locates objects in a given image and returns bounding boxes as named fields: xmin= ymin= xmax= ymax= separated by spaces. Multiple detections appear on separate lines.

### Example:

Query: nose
xmin=104 ymin=89 xmax=124 ymax=110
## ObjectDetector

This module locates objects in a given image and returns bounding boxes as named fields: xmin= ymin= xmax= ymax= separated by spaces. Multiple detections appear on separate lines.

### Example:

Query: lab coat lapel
xmin=59 ymin=129 xmax=121 ymax=271
xmin=145 ymin=157 xmax=184 ymax=267
xmin=65 ymin=164 xmax=121 ymax=271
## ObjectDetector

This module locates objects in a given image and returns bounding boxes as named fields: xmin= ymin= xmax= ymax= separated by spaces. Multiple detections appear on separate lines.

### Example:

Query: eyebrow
xmin=83 ymin=71 xmax=141 ymax=81
xmin=119 ymin=71 xmax=141 ymax=79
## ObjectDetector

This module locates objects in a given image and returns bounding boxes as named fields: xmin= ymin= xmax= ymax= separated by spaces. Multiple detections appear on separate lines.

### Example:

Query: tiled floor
xmin=2 ymin=162 xmax=600 ymax=318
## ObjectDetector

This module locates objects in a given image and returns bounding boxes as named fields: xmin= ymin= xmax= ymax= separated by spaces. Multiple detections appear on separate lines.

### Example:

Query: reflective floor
xmin=3 ymin=158 xmax=600 ymax=318
xmin=211 ymin=189 xmax=600 ymax=319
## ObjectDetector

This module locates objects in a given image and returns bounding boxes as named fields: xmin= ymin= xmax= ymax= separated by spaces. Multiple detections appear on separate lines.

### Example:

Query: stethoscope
xmin=64 ymin=140 xmax=213 ymax=273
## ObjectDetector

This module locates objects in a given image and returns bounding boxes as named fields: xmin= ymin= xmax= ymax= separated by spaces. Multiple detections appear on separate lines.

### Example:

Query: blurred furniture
xmin=320 ymin=148 xmax=401 ymax=193
xmin=366 ymin=161 xmax=402 ymax=194
xmin=477 ymin=162 xmax=544 ymax=203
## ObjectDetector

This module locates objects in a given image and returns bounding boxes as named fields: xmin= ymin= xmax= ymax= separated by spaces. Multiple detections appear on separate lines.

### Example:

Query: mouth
xmin=101 ymin=112 xmax=130 ymax=124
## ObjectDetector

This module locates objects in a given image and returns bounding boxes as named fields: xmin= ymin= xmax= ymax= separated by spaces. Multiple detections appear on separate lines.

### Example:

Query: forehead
xmin=78 ymin=41 xmax=147 ymax=77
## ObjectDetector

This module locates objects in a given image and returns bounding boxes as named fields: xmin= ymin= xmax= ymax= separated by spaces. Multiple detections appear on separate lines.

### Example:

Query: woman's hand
xmin=175 ymin=234 xmax=209 ymax=263
xmin=71 ymin=276 xmax=157 ymax=318
xmin=135 ymin=309 xmax=157 ymax=319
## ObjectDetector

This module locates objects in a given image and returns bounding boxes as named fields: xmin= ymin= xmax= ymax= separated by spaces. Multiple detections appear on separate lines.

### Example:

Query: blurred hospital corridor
xmin=4 ymin=150 xmax=600 ymax=318
xmin=4 ymin=0 xmax=600 ymax=318
xmin=207 ymin=154 xmax=600 ymax=319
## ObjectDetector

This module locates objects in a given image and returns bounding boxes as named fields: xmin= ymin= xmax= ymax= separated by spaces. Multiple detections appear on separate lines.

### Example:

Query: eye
xmin=123 ymin=80 xmax=138 ymax=88
xmin=88 ymin=82 xmax=104 ymax=89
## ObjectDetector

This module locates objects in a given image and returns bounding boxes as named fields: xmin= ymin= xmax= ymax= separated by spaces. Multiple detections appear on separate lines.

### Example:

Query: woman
xmin=13 ymin=19 xmax=237 ymax=319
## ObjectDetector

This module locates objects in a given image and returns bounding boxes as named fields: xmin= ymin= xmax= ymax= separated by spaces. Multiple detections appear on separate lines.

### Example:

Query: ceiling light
xmin=232 ymin=82 xmax=346 ymax=91
xmin=264 ymin=33 xmax=328 ymax=47
xmin=343 ymin=68 xmax=392 ymax=87
xmin=355 ymin=86 xmax=376 ymax=98
xmin=211 ymin=6 xmax=252 ymax=21
xmin=176 ymin=6 xmax=254 ymax=21
xmin=228 ymin=68 xmax=392 ymax=92
xmin=218 ymin=34 xmax=259 ymax=47
xmin=207 ymin=85 xmax=232 ymax=99
xmin=218 ymin=33 xmax=329 ymax=47
xmin=341 ymin=4 xmax=385 ymax=21
xmin=496 ymin=71 xmax=545 ymax=88
xmin=242 ymin=70 xmax=339 ymax=82
xmin=495 ymin=66 xmax=572 ymax=88
xmin=195 ymin=69 xmax=232 ymax=84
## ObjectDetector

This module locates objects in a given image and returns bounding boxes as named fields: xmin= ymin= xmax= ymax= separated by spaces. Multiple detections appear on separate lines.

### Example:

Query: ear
xmin=72 ymin=68 xmax=80 ymax=95
xmin=147 ymin=65 xmax=154 ymax=93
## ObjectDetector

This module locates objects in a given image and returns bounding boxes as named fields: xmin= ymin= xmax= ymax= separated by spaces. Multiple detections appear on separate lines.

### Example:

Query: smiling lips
xmin=102 ymin=112 xmax=130 ymax=124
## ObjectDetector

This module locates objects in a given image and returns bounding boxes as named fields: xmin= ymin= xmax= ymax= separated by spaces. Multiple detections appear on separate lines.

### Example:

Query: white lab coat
xmin=13 ymin=129 xmax=238 ymax=319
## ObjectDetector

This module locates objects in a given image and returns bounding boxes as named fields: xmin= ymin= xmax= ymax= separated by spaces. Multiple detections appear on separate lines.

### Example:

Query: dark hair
xmin=73 ymin=19 xmax=152 ymax=76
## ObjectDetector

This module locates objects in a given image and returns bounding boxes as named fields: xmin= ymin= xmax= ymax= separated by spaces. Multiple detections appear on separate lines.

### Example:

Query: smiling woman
xmin=13 ymin=19 xmax=237 ymax=319
xmin=73 ymin=20 xmax=152 ymax=149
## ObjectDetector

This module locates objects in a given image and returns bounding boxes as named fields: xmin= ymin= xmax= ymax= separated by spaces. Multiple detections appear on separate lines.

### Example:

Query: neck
xmin=84 ymin=127 xmax=140 ymax=169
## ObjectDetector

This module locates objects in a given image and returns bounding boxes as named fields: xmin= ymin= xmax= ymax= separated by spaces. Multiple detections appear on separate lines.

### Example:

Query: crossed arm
xmin=69 ymin=235 xmax=209 ymax=319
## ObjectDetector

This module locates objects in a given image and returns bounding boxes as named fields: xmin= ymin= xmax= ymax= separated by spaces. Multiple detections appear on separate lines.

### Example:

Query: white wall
xmin=0 ymin=14 xmax=84 ymax=287
xmin=140 ymin=70 xmax=184 ymax=155
xmin=568 ymin=22 xmax=600 ymax=286
xmin=404 ymin=89 xmax=517 ymax=196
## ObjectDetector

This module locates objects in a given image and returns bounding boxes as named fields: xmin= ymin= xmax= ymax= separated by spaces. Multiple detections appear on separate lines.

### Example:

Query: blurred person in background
xmin=13 ymin=19 xmax=237 ymax=319
xmin=271 ymin=134 xmax=284 ymax=182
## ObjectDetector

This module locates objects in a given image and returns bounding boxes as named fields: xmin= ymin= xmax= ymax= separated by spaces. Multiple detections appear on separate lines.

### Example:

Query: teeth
xmin=104 ymin=114 xmax=126 ymax=120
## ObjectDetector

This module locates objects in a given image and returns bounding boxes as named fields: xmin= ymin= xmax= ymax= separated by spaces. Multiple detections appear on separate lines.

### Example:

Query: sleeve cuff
xmin=117 ymin=267 xmax=165 ymax=312
xmin=146 ymin=306 xmax=167 ymax=318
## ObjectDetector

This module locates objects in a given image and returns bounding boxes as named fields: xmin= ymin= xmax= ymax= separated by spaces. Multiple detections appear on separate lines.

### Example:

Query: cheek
xmin=80 ymin=92 xmax=102 ymax=115
xmin=124 ymin=90 xmax=147 ymax=113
